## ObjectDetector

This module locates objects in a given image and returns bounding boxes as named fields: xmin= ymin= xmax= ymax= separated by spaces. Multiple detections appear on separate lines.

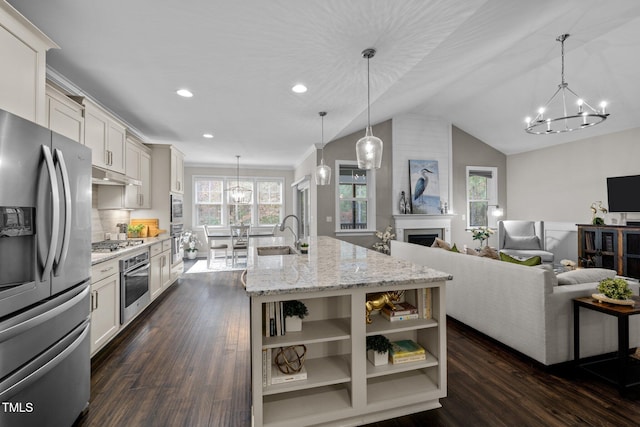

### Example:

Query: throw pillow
xmin=431 ymin=238 xmax=451 ymax=251
xmin=478 ymin=246 xmax=500 ymax=260
xmin=465 ymin=247 xmax=479 ymax=256
xmin=450 ymin=244 xmax=460 ymax=253
xmin=504 ymin=234 xmax=541 ymax=250
xmin=499 ymin=252 xmax=542 ymax=266
xmin=556 ymin=268 xmax=616 ymax=285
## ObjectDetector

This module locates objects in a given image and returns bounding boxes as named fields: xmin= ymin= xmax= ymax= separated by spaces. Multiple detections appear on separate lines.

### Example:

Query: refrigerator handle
xmin=53 ymin=148 xmax=72 ymax=276
xmin=41 ymin=145 xmax=60 ymax=279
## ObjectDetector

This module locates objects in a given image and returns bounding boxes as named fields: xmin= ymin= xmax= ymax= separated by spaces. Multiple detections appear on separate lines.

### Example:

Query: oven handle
xmin=123 ymin=262 xmax=150 ymax=276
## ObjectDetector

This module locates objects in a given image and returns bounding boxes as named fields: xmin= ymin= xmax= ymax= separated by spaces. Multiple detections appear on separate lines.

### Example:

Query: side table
xmin=573 ymin=295 xmax=640 ymax=395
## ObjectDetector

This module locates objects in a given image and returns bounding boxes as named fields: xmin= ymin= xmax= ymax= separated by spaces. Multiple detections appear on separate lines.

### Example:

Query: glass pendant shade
xmin=316 ymin=159 xmax=331 ymax=185
xmin=356 ymin=126 xmax=383 ymax=170
xmin=356 ymin=48 xmax=383 ymax=170
xmin=315 ymin=111 xmax=332 ymax=185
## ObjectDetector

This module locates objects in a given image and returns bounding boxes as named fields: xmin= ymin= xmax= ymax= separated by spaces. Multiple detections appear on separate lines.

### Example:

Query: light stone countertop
xmin=91 ymin=235 xmax=172 ymax=265
xmin=245 ymin=235 xmax=452 ymax=296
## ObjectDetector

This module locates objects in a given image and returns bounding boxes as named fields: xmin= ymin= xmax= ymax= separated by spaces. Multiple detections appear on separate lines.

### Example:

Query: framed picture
xmin=409 ymin=159 xmax=440 ymax=214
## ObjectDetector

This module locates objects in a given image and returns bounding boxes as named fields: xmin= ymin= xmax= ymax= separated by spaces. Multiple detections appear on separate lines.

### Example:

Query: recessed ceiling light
xmin=203 ymin=133 xmax=214 ymax=139
xmin=292 ymin=84 xmax=307 ymax=94
xmin=176 ymin=89 xmax=193 ymax=98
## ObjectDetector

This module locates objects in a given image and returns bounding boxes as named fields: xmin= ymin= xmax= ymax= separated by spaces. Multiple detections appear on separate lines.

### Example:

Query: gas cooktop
xmin=91 ymin=240 xmax=144 ymax=253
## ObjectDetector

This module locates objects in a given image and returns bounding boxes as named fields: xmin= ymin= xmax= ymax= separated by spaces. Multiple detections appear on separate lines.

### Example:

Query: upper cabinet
xmin=0 ymin=2 xmax=58 ymax=125
xmin=170 ymin=147 xmax=185 ymax=194
xmin=124 ymin=136 xmax=151 ymax=209
xmin=45 ymin=82 xmax=84 ymax=143
xmin=81 ymin=98 xmax=127 ymax=174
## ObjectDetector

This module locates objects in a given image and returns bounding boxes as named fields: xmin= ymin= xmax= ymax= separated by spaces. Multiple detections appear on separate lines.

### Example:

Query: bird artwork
xmin=408 ymin=159 xmax=440 ymax=214
xmin=413 ymin=168 xmax=432 ymax=202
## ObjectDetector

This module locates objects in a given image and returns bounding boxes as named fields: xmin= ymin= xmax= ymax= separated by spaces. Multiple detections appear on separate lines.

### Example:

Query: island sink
xmin=256 ymin=245 xmax=297 ymax=256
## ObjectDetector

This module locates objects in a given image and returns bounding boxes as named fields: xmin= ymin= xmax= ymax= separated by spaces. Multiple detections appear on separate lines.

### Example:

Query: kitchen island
xmin=245 ymin=236 xmax=452 ymax=427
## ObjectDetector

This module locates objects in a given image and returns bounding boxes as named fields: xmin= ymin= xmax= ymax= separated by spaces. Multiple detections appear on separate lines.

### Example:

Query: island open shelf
xmin=246 ymin=236 xmax=451 ymax=427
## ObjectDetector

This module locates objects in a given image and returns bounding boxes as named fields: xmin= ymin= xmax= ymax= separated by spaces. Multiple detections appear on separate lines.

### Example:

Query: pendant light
xmin=525 ymin=34 xmax=609 ymax=134
xmin=356 ymin=48 xmax=383 ymax=170
xmin=226 ymin=155 xmax=252 ymax=204
xmin=315 ymin=111 xmax=331 ymax=185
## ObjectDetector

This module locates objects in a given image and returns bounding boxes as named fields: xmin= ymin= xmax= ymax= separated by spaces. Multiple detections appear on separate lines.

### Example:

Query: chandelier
xmin=355 ymin=48 xmax=383 ymax=169
xmin=525 ymin=34 xmax=609 ymax=134
xmin=226 ymin=155 xmax=252 ymax=204
xmin=315 ymin=111 xmax=331 ymax=185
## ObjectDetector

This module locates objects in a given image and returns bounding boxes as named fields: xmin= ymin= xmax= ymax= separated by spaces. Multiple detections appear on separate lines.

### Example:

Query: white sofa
xmin=391 ymin=240 xmax=640 ymax=366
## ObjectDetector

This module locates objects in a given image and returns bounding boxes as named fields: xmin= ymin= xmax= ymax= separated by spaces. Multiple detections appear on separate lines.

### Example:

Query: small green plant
xmin=283 ymin=300 xmax=308 ymax=319
xmin=598 ymin=278 xmax=632 ymax=300
xmin=300 ymin=242 xmax=309 ymax=248
xmin=127 ymin=224 xmax=145 ymax=236
xmin=366 ymin=335 xmax=392 ymax=354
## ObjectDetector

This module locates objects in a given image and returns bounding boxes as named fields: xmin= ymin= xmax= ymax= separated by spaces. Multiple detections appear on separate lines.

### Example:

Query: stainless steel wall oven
xmin=120 ymin=248 xmax=150 ymax=324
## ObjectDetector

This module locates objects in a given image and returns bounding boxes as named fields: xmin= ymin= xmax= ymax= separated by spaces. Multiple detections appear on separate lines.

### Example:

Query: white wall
xmin=507 ymin=127 xmax=640 ymax=224
xmin=392 ymin=114 xmax=452 ymax=214
xmin=507 ymin=126 xmax=640 ymax=261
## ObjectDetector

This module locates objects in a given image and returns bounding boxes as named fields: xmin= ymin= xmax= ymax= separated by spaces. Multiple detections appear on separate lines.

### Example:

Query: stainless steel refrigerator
xmin=0 ymin=109 xmax=92 ymax=427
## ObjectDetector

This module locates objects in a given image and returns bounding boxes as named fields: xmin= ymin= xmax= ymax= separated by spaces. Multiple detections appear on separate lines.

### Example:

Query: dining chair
xmin=204 ymin=225 xmax=228 ymax=268
xmin=230 ymin=224 xmax=250 ymax=266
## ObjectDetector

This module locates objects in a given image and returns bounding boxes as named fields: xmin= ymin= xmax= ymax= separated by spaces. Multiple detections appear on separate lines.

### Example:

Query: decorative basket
xmin=592 ymin=293 xmax=636 ymax=306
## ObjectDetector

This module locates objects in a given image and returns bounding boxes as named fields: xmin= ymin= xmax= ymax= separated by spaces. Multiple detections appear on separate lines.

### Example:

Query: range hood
xmin=91 ymin=166 xmax=141 ymax=186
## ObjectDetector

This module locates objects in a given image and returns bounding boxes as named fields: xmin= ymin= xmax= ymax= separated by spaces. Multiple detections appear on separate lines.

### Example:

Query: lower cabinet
xmin=250 ymin=282 xmax=446 ymax=427
xmin=90 ymin=259 xmax=120 ymax=356
xmin=150 ymin=241 xmax=172 ymax=301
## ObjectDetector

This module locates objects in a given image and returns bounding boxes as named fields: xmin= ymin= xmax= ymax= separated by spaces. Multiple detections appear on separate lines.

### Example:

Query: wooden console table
xmin=573 ymin=296 xmax=640 ymax=394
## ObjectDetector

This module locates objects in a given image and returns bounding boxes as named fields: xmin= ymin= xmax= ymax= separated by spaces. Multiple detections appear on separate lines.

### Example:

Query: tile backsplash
xmin=91 ymin=184 xmax=130 ymax=242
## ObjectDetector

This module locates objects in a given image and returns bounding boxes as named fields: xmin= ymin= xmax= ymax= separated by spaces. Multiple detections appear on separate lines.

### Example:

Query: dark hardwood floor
xmin=75 ymin=263 xmax=640 ymax=427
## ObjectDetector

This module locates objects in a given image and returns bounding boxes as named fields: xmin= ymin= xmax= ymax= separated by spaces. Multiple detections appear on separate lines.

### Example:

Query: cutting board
xmin=130 ymin=218 xmax=165 ymax=237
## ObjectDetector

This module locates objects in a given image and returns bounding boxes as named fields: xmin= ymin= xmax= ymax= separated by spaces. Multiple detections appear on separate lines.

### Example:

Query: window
xmin=466 ymin=166 xmax=498 ymax=229
xmin=336 ymin=162 xmax=376 ymax=233
xmin=194 ymin=176 xmax=283 ymax=227
xmin=256 ymin=180 xmax=283 ymax=226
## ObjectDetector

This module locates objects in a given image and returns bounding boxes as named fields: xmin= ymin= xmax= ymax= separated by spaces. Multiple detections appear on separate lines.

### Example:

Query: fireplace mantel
xmin=393 ymin=214 xmax=455 ymax=242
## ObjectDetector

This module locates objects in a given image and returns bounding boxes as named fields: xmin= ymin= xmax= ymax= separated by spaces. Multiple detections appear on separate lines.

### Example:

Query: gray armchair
xmin=497 ymin=220 xmax=554 ymax=263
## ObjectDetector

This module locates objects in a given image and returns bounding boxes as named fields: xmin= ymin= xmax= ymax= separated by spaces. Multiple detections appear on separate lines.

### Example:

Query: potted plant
xmin=300 ymin=242 xmax=309 ymax=254
xmin=366 ymin=335 xmax=392 ymax=366
xmin=127 ymin=224 xmax=145 ymax=238
xmin=596 ymin=277 xmax=633 ymax=303
xmin=181 ymin=230 xmax=201 ymax=260
xmin=283 ymin=300 xmax=308 ymax=332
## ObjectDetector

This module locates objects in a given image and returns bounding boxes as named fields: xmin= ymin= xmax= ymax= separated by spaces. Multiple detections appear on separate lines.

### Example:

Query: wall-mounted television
xmin=607 ymin=175 xmax=640 ymax=212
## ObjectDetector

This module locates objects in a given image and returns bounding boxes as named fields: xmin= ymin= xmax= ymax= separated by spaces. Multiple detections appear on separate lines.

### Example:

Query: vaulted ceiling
xmin=9 ymin=0 xmax=640 ymax=167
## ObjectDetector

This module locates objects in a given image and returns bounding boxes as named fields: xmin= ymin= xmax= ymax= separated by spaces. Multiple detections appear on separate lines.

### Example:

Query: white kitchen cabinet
xmin=149 ymin=240 xmax=171 ymax=301
xmin=90 ymin=259 xmax=120 ymax=356
xmin=124 ymin=137 xmax=151 ymax=208
xmin=0 ymin=3 xmax=57 ymax=125
xmin=81 ymin=98 xmax=127 ymax=174
xmin=170 ymin=147 xmax=185 ymax=194
xmin=45 ymin=82 xmax=84 ymax=143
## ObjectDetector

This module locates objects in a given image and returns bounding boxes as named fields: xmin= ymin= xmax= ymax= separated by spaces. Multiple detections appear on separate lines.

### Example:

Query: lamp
xmin=315 ymin=111 xmax=331 ymax=185
xmin=356 ymin=48 xmax=383 ymax=169
xmin=525 ymin=34 xmax=609 ymax=134
xmin=489 ymin=205 xmax=504 ymax=218
xmin=226 ymin=155 xmax=252 ymax=204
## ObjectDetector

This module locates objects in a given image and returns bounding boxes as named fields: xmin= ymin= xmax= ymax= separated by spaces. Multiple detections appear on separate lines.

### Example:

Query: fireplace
xmin=404 ymin=228 xmax=443 ymax=247
xmin=393 ymin=214 xmax=453 ymax=244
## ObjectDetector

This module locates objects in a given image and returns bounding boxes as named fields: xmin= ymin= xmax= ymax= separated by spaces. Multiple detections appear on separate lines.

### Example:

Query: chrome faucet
xmin=279 ymin=214 xmax=301 ymax=250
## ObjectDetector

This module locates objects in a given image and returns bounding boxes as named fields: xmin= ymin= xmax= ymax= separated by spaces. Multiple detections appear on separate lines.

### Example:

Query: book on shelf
xmin=380 ymin=311 xmax=419 ymax=322
xmin=381 ymin=301 xmax=417 ymax=316
xmin=270 ymin=364 xmax=307 ymax=384
xmin=403 ymin=288 xmax=432 ymax=320
xmin=389 ymin=339 xmax=426 ymax=364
